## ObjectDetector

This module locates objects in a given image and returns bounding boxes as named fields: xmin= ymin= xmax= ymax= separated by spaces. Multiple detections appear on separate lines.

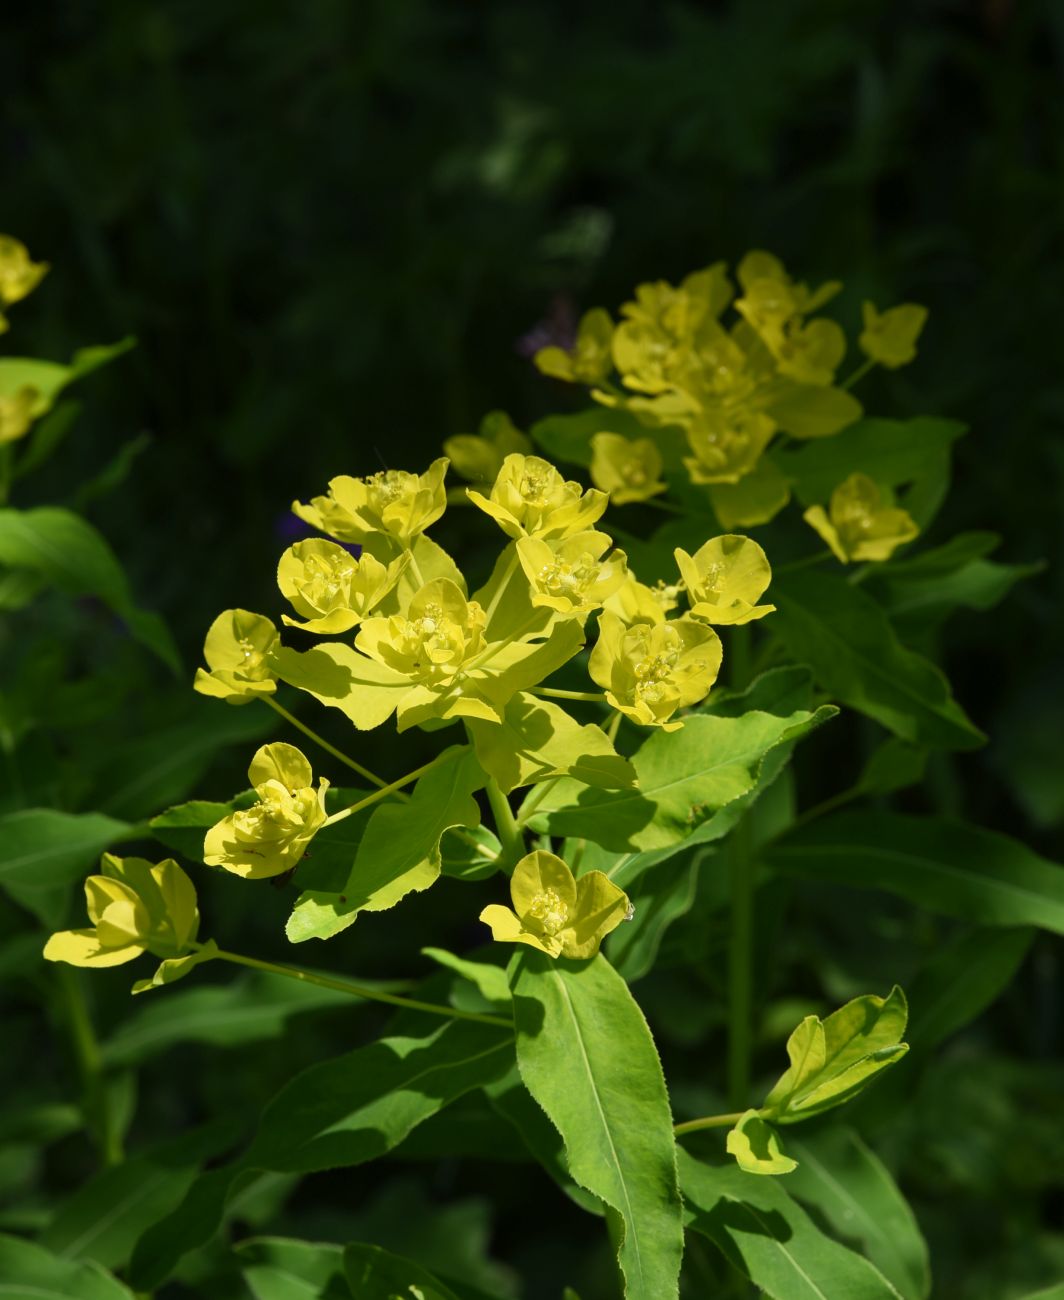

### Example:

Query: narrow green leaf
xmin=344 ymin=1242 xmax=462 ymax=1299
xmin=234 ymin=1237 xmax=347 ymax=1300
xmin=679 ymin=1151 xmax=904 ymax=1299
xmin=511 ymin=951 xmax=683 ymax=1300
xmin=770 ymin=570 xmax=984 ymax=750
xmin=786 ymin=1128 xmax=931 ymax=1300
xmin=766 ymin=812 xmax=1064 ymax=933
xmin=606 ymin=853 xmax=699 ymax=981
xmin=0 ymin=809 xmax=133 ymax=890
xmin=0 ymin=1233 xmax=134 ymax=1300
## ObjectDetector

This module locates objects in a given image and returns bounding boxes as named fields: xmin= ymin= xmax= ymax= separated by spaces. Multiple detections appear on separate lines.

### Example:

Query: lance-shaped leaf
xmin=524 ymin=706 xmax=834 ymax=852
xmin=344 ymin=1243 xmax=462 ymax=1299
xmin=0 ymin=809 xmax=135 ymax=924
xmin=235 ymin=1238 xmax=347 ymax=1300
xmin=286 ymin=746 xmax=483 ymax=942
xmin=0 ymin=1234 xmax=135 ymax=1300
xmin=761 ymin=987 xmax=909 ymax=1124
xmin=679 ymin=1152 xmax=904 ymax=1300
xmin=511 ymin=951 xmax=684 ymax=1300
xmin=130 ymin=1018 xmax=513 ymax=1290
xmin=769 ymin=569 xmax=984 ymax=751
xmin=467 ymin=691 xmax=635 ymax=793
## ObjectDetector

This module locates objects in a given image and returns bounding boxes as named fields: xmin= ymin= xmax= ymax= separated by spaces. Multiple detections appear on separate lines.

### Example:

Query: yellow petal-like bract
xmin=194 ymin=608 xmax=279 ymax=703
xmin=0 ymin=235 xmax=49 ymax=332
xmin=859 ymin=302 xmax=928 ymax=369
xmin=277 ymin=539 xmax=402 ymax=633
xmin=516 ymin=530 xmax=627 ymax=619
xmin=468 ymin=454 xmax=608 ymax=540
xmin=804 ymin=472 xmax=919 ymax=564
xmin=674 ymin=535 xmax=775 ymax=625
xmin=444 ymin=411 xmax=532 ymax=484
xmin=534 ymin=308 xmax=615 ymax=386
xmin=293 ymin=458 xmax=448 ymax=547
xmin=589 ymin=432 xmax=667 ymax=504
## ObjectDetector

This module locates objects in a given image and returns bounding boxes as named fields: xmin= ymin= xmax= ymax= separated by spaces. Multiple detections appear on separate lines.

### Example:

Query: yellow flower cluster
xmin=0 ymin=235 xmax=48 ymax=335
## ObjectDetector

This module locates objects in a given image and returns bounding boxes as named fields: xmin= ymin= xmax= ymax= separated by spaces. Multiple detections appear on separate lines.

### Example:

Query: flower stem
xmin=727 ymin=812 xmax=755 ymax=1112
xmin=605 ymin=710 xmax=622 ymax=743
xmin=201 ymin=945 xmax=512 ymax=1029
xmin=323 ymin=754 xmax=446 ymax=827
xmin=674 ymin=1111 xmax=745 ymax=1137
xmin=264 ymin=697 xmax=407 ymax=798
xmin=841 ymin=357 xmax=876 ymax=390
xmin=530 ymin=687 xmax=608 ymax=704
xmin=56 ymin=966 xmax=123 ymax=1167
xmin=485 ymin=775 xmax=526 ymax=871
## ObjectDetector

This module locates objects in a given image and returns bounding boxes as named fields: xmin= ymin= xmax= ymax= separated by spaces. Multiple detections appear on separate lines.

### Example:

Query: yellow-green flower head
xmin=683 ymin=410 xmax=775 ymax=485
xmin=534 ymin=308 xmax=615 ymax=386
xmin=43 ymin=854 xmax=199 ymax=969
xmin=467 ymin=453 xmax=608 ymax=540
xmin=516 ymin=530 xmax=628 ymax=619
xmin=0 ymin=386 xmax=38 ymax=444
xmin=444 ymin=410 xmax=532 ymax=484
xmin=674 ymin=535 xmax=775 ymax=625
xmin=772 ymin=317 xmax=847 ymax=387
xmin=734 ymin=250 xmax=841 ymax=331
xmin=589 ymin=611 xmax=722 ymax=730
xmin=292 ymin=458 xmax=448 ymax=547
xmin=204 ymin=743 xmax=328 ymax=880
xmin=277 ymin=539 xmax=403 ymax=634
xmin=356 ymin=577 xmax=486 ymax=685
xmin=803 ymin=472 xmax=919 ymax=564
xmin=589 ymin=432 xmax=667 ymax=504
xmin=0 ymin=235 xmax=49 ymax=330
xmin=602 ymin=574 xmax=675 ymax=627
xmin=859 ymin=302 xmax=928 ymax=369
xmin=479 ymin=849 xmax=630 ymax=959
xmin=194 ymin=609 xmax=279 ymax=703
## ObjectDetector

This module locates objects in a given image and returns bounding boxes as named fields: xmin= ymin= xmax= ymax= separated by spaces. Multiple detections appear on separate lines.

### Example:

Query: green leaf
xmin=0 ymin=337 xmax=134 ymax=413
xmin=421 ymin=947 xmax=510 ymax=1007
xmin=130 ymin=1018 xmax=513 ymax=1290
xmin=149 ymin=799 xmax=237 ymax=860
xmin=605 ymin=852 xmax=699 ymax=981
xmin=762 ymin=987 xmax=909 ymax=1123
xmin=272 ymin=641 xmax=410 ymax=730
xmin=344 ymin=1243 xmax=462 ymax=1299
xmin=467 ymin=691 xmax=635 ymax=794
xmin=679 ymin=1151 xmax=904 ymax=1300
xmin=766 ymin=812 xmax=1064 ymax=933
xmin=764 ymin=382 xmax=863 ymax=439
xmin=853 ymin=738 xmax=928 ymax=797
xmin=525 ymin=706 xmax=834 ymax=852
xmin=786 ymin=1128 xmax=931 ymax=1300
xmin=0 ymin=507 xmax=179 ymax=672
xmin=72 ymin=432 xmax=153 ymax=510
xmin=511 ymin=951 xmax=683 ymax=1300
xmin=770 ymin=569 xmax=984 ymax=750
xmin=0 ymin=809 xmax=134 ymax=924
xmin=725 ymin=1111 xmax=797 ymax=1175
xmin=530 ymin=406 xmax=686 ymax=470
xmin=0 ymin=1233 xmax=134 ymax=1300
xmin=440 ymin=824 xmax=502 ymax=882
xmin=286 ymin=746 xmax=483 ymax=942
xmin=235 ymin=1237 xmax=348 ymax=1300
xmin=707 ymin=455 xmax=791 ymax=528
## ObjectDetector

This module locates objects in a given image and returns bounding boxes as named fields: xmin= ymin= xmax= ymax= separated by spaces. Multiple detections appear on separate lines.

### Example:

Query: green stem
xmin=674 ymin=1111 xmax=745 ymax=1137
xmin=485 ymin=775 xmax=526 ymax=871
xmin=840 ymin=357 xmax=876 ymax=390
xmin=323 ymin=754 xmax=445 ymax=827
xmin=483 ymin=546 xmax=520 ymax=624
xmin=57 ymin=967 xmax=122 ymax=1167
xmin=0 ymin=444 xmax=11 ymax=505
xmin=776 ymin=548 xmax=833 ymax=574
xmin=641 ymin=495 xmax=685 ymax=515
xmin=530 ymin=687 xmax=608 ymax=704
xmin=201 ymin=946 xmax=511 ymax=1029
xmin=605 ymin=710 xmax=622 ymax=744
xmin=726 ymin=813 xmax=755 ymax=1112
xmin=264 ymin=697 xmax=406 ymax=798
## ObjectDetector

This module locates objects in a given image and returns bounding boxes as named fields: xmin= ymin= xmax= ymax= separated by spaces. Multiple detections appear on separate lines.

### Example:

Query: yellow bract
xmin=534 ymin=308 xmax=614 ymax=385
xmin=277 ymin=539 xmax=403 ymax=634
xmin=589 ymin=432 xmax=667 ymax=504
xmin=0 ymin=235 xmax=49 ymax=332
xmin=0 ymin=386 xmax=38 ymax=444
xmin=589 ymin=612 xmax=722 ymax=729
xmin=479 ymin=849 xmax=629 ymax=959
xmin=194 ymin=608 xmax=279 ymax=703
xmin=674 ymin=535 xmax=775 ymax=625
xmin=859 ymin=302 xmax=928 ymax=369
xmin=467 ymin=454 xmax=608 ymax=540
xmin=604 ymin=574 xmax=679 ymax=627
xmin=516 ymin=530 xmax=627 ymax=619
xmin=444 ymin=411 xmax=532 ymax=484
xmin=292 ymin=458 xmax=448 ymax=547
xmin=356 ymin=578 xmax=486 ymax=685
xmin=204 ymin=742 xmax=328 ymax=880
xmin=682 ymin=410 xmax=776 ymax=485
xmin=44 ymin=854 xmax=199 ymax=969
xmin=804 ymin=472 xmax=919 ymax=564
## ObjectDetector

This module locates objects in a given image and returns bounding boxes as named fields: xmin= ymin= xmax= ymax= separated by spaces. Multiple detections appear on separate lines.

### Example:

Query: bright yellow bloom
xmin=859 ymin=302 xmax=928 ymax=369
xmin=516 ymin=531 xmax=627 ymax=619
xmin=0 ymin=386 xmax=38 ymax=443
xmin=356 ymin=577 xmax=487 ymax=684
xmin=589 ymin=612 xmax=722 ymax=729
xmin=804 ymin=473 xmax=919 ymax=564
xmin=44 ymin=854 xmax=199 ymax=969
xmin=204 ymin=743 xmax=328 ymax=880
xmin=0 ymin=235 xmax=48 ymax=331
xmin=467 ymin=454 xmax=607 ymax=540
xmin=479 ymin=849 xmax=629 ymax=959
xmin=292 ymin=458 xmax=448 ymax=547
xmin=194 ymin=609 xmax=279 ymax=703
xmin=444 ymin=411 xmax=531 ymax=484
xmin=603 ymin=573 xmax=682 ymax=626
xmin=534 ymin=308 xmax=615 ymax=385
xmin=589 ymin=432 xmax=667 ymax=504
xmin=277 ymin=539 xmax=403 ymax=634
xmin=682 ymin=410 xmax=775 ymax=485
xmin=674 ymin=535 xmax=775 ymax=625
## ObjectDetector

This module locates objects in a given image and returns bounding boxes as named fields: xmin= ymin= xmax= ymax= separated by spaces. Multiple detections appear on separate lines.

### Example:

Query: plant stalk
xmin=674 ymin=1111 xmax=745 ymax=1137
xmin=485 ymin=775 xmax=526 ymax=870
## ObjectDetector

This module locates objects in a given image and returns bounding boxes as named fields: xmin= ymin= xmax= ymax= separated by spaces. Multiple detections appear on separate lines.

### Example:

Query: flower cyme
xmin=444 ymin=411 xmax=531 ymax=485
xmin=356 ymin=578 xmax=486 ymax=685
xmin=467 ymin=454 xmax=607 ymax=540
xmin=479 ymin=849 xmax=629 ymax=959
xmin=804 ymin=472 xmax=919 ymax=564
xmin=859 ymin=302 xmax=928 ymax=369
xmin=674 ymin=535 xmax=775 ymax=625
xmin=194 ymin=609 xmax=279 ymax=703
xmin=589 ymin=432 xmax=667 ymax=504
xmin=278 ymin=539 xmax=404 ymax=634
xmin=589 ymin=612 xmax=722 ymax=729
xmin=516 ymin=530 xmax=627 ymax=619
xmin=682 ymin=410 xmax=775 ymax=485
xmin=534 ymin=308 xmax=614 ymax=385
xmin=293 ymin=458 xmax=448 ymax=547
xmin=0 ymin=235 xmax=49 ymax=331
xmin=204 ymin=743 xmax=329 ymax=880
